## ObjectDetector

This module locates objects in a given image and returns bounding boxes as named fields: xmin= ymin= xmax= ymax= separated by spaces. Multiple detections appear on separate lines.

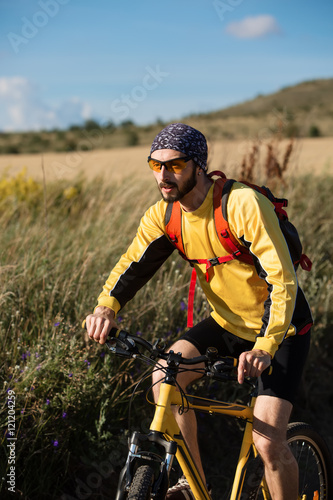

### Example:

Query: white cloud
xmin=225 ymin=15 xmax=281 ymax=39
xmin=0 ymin=77 xmax=91 ymax=131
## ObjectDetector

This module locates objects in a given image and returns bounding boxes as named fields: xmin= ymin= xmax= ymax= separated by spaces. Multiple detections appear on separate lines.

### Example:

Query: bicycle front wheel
xmin=287 ymin=422 xmax=332 ymax=500
xmin=127 ymin=465 xmax=154 ymax=500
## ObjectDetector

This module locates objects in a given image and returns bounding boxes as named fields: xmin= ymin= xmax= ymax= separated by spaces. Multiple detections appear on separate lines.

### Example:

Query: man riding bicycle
xmin=86 ymin=123 xmax=312 ymax=500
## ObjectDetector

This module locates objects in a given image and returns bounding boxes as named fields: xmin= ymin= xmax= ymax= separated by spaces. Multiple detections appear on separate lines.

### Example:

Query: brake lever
xmin=105 ymin=336 xmax=140 ymax=357
xmin=105 ymin=344 xmax=133 ymax=358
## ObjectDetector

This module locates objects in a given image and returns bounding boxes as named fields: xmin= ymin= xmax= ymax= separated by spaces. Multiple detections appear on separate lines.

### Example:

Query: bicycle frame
xmin=149 ymin=379 xmax=261 ymax=500
xmin=104 ymin=330 xmax=332 ymax=500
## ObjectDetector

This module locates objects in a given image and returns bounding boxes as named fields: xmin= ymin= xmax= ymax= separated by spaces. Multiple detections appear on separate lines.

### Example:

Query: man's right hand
xmin=85 ymin=306 xmax=117 ymax=345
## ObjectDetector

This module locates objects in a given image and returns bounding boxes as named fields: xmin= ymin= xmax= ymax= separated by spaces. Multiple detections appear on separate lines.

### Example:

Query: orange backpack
xmin=164 ymin=171 xmax=312 ymax=327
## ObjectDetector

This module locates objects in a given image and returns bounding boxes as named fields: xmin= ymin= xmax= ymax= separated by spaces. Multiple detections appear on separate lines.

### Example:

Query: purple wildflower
xmin=180 ymin=301 xmax=187 ymax=311
xmin=62 ymin=412 xmax=67 ymax=418
xmin=68 ymin=373 xmax=73 ymax=378
xmin=46 ymin=399 xmax=50 ymax=405
xmin=53 ymin=440 xmax=59 ymax=447
xmin=54 ymin=322 xmax=60 ymax=327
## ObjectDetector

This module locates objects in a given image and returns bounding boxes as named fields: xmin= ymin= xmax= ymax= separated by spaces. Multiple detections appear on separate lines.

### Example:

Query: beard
xmin=158 ymin=165 xmax=197 ymax=203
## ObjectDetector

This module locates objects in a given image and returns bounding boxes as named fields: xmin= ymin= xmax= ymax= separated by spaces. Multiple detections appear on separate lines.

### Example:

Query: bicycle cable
xmin=127 ymin=355 xmax=171 ymax=442
xmin=124 ymin=346 xmax=210 ymax=439
xmin=127 ymin=356 xmax=204 ymax=437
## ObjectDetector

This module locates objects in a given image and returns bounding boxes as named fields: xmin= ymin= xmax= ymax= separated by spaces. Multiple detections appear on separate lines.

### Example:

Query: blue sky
xmin=0 ymin=0 xmax=332 ymax=131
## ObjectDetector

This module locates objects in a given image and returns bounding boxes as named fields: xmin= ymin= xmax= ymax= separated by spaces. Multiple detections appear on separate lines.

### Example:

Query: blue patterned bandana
xmin=150 ymin=123 xmax=208 ymax=171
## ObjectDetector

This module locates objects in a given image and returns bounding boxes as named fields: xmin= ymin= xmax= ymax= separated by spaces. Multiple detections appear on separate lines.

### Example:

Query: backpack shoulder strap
xmin=220 ymin=178 xmax=236 ymax=221
xmin=165 ymin=201 xmax=196 ymax=328
xmin=213 ymin=178 xmax=253 ymax=265
xmin=164 ymin=201 xmax=186 ymax=256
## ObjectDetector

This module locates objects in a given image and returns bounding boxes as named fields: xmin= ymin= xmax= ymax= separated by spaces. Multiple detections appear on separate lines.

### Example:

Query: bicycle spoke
xmin=290 ymin=439 xmax=324 ymax=497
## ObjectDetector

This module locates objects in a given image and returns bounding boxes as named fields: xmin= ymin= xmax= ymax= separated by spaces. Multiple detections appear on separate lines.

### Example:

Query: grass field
xmin=0 ymin=137 xmax=332 ymax=185
xmin=0 ymin=144 xmax=332 ymax=499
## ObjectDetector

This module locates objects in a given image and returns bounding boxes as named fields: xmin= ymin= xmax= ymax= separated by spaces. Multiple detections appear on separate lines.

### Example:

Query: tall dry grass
xmin=0 ymin=169 xmax=194 ymax=498
xmin=0 ymin=163 xmax=332 ymax=498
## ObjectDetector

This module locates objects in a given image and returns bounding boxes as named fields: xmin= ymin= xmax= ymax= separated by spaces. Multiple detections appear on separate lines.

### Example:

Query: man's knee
xmin=253 ymin=433 xmax=294 ymax=470
xmin=253 ymin=395 xmax=294 ymax=468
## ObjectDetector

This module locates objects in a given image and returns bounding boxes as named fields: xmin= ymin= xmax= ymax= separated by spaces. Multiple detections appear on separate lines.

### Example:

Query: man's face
xmin=150 ymin=149 xmax=198 ymax=203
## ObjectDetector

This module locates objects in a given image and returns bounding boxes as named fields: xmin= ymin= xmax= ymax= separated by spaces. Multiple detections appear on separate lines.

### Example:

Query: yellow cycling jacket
xmin=97 ymin=181 xmax=312 ymax=358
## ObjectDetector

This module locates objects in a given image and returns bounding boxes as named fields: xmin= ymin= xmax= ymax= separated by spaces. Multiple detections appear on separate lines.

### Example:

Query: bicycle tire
xmin=127 ymin=465 xmax=154 ymax=500
xmin=287 ymin=422 xmax=333 ymax=500
xmin=255 ymin=422 xmax=333 ymax=500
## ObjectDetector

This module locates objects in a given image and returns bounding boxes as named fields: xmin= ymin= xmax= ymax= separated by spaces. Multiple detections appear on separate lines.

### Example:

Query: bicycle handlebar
xmin=106 ymin=327 xmax=237 ymax=375
xmin=84 ymin=324 xmax=271 ymax=380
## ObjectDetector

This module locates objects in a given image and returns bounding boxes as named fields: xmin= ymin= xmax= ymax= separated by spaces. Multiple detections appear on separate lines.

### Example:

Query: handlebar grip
xmin=82 ymin=320 xmax=122 ymax=339
xmin=109 ymin=327 xmax=122 ymax=338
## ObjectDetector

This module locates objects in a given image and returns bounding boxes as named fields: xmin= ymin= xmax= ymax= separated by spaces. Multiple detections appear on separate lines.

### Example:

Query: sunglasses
xmin=147 ymin=155 xmax=192 ymax=174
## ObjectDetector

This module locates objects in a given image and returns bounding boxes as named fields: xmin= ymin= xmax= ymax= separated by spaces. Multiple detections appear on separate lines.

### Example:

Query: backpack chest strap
xmin=195 ymin=253 xmax=242 ymax=281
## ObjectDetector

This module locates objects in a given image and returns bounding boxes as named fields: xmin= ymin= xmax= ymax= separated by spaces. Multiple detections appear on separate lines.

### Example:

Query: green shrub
xmin=309 ymin=124 xmax=321 ymax=137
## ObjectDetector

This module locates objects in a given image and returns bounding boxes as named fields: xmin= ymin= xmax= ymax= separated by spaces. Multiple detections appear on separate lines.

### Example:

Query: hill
xmin=0 ymin=78 xmax=332 ymax=155
xmin=186 ymin=78 xmax=333 ymax=140
xmin=198 ymin=78 xmax=333 ymax=118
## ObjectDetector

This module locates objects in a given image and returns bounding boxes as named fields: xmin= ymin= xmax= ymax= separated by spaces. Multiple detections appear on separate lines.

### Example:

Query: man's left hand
xmin=238 ymin=349 xmax=272 ymax=384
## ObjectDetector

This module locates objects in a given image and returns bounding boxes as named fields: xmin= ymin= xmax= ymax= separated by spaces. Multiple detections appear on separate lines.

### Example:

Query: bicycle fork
xmin=115 ymin=429 xmax=177 ymax=499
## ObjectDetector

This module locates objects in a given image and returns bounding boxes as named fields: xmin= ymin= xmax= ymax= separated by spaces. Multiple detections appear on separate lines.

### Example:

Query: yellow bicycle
xmin=104 ymin=328 xmax=332 ymax=500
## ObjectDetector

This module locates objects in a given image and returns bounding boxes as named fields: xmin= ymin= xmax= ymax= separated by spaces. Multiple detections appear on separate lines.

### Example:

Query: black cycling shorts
xmin=180 ymin=316 xmax=311 ymax=405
